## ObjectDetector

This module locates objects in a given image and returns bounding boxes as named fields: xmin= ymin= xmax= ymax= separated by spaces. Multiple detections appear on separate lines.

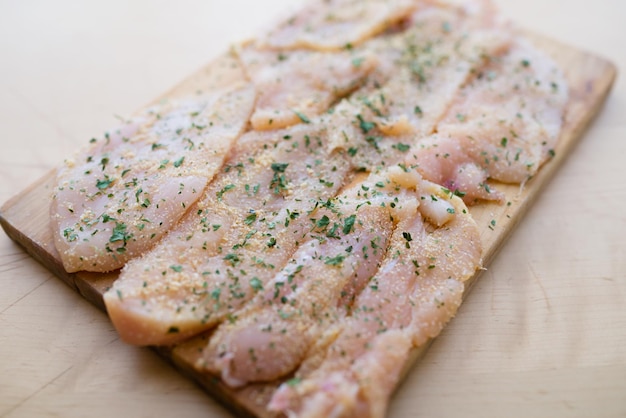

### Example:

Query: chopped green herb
xmin=270 ymin=163 xmax=289 ymax=194
xmin=250 ymin=277 xmax=263 ymax=291
xmin=224 ymin=253 xmax=241 ymax=266
xmin=342 ymin=214 xmax=356 ymax=234
xmin=326 ymin=222 xmax=340 ymax=238
xmin=294 ymin=110 xmax=310 ymax=124
xmin=217 ymin=184 xmax=235 ymax=200
xmin=392 ymin=143 xmax=410 ymax=152
xmin=101 ymin=214 xmax=114 ymax=223
xmin=316 ymin=215 xmax=330 ymax=229
xmin=173 ymin=156 xmax=185 ymax=167
xmin=244 ymin=212 xmax=257 ymax=225
xmin=110 ymin=222 xmax=132 ymax=244
xmin=453 ymin=189 xmax=466 ymax=198
xmin=357 ymin=114 xmax=375 ymax=133
xmin=96 ymin=176 xmax=114 ymax=190
xmin=325 ymin=254 xmax=346 ymax=266
xmin=352 ymin=57 xmax=365 ymax=67
xmin=271 ymin=162 xmax=288 ymax=173
xmin=63 ymin=227 xmax=78 ymax=242
xmin=365 ymin=136 xmax=380 ymax=150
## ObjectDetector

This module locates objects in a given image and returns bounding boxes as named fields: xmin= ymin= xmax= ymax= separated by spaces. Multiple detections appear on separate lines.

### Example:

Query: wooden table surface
xmin=1 ymin=1 xmax=624 ymax=417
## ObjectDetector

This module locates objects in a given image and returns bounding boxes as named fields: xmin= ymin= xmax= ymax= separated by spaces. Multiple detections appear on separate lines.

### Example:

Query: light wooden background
xmin=1 ymin=1 xmax=624 ymax=417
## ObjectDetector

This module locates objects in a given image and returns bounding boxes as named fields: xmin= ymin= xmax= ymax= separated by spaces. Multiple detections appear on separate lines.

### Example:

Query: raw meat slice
xmin=103 ymin=123 xmax=352 ymax=345
xmin=434 ymin=37 xmax=569 ymax=184
xmin=269 ymin=180 xmax=482 ymax=417
xmin=50 ymin=84 xmax=255 ymax=272
xmin=324 ymin=2 xmax=513 ymax=174
xmin=354 ymin=0 xmax=512 ymax=136
xmin=408 ymin=133 xmax=507 ymax=202
xmin=199 ymin=203 xmax=391 ymax=387
xmin=406 ymin=38 xmax=567 ymax=204
xmin=261 ymin=0 xmax=417 ymax=51
xmin=238 ymin=44 xmax=377 ymax=130
xmin=197 ymin=168 xmax=425 ymax=386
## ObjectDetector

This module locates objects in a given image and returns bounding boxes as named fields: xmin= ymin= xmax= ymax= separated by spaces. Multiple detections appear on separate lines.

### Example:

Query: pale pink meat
xmin=51 ymin=84 xmax=255 ymax=272
xmin=270 ymin=180 xmax=481 ymax=417
xmin=103 ymin=123 xmax=352 ymax=346
xmin=355 ymin=1 xmax=512 ymax=136
xmin=238 ymin=45 xmax=377 ymax=130
xmin=435 ymin=37 xmax=568 ymax=184
xmin=408 ymin=134 xmax=505 ymax=203
xmin=409 ymin=37 xmax=568 ymax=203
xmin=261 ymin=0 xmax=418 ymax=51
xmin=324 ymin=1 xmax=513 ymax=175
xmin=197 ymin=168 xmax=426 ymax=386
xmin=200 ymin=203 xmax=391 ymax=387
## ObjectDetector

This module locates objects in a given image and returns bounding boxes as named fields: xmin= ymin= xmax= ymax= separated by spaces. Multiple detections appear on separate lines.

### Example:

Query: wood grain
xmin=0 ymin=32 xmax=616 ymax=418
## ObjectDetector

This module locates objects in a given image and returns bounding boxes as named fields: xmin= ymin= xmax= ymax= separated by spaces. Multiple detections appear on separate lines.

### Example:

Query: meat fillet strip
xmin=238 ymin=45 xmax=378 ymax=131
xmin=434 ymin=37 xmax=569 ymax=184
xmin=270 ymin=180 xmax=482 ymax=417
xmin=104 ymin=123 xmax=352 ymax=345
xmin=261 ymin=0 xmax=418 ymax=51
xmin=407 ymin=28 xmax=568 ymax=204
xmin=199 ymin=167 xmax=427 ymax=386
xmin=51 ymin=84 xmax=255 ymax=272
xmin=325 ymin=2 xmax=512 ymax=175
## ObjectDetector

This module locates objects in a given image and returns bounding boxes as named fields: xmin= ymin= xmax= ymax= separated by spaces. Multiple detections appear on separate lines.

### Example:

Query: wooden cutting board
xmin=0 ymin=31 xmax=616 ymax=418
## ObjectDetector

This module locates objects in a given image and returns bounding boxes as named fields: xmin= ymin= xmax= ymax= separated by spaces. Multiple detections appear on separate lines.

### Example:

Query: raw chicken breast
xmin=261 ymin=0 xmax=417 ymax=51
xmin=198 ymin=168 xmax=425 ymax=387
xmin=435 ymin=37 xmax=569 ymax=184
xmin=269 ymin=180 xmax=482 ymax=417
xmin=199 ymin=203 xmax=391 ymax=387
xmin=410 ymin=37 xmax=568 ymax=203
xmin=408 ymin=133 xmax=506 ymax=202
xmin=354 ymin=0 xmax=512 ymax=136
xmin=324 ymin=2 xmax=513 ymax=173
xmin=238 ymin=44 xmax=377 ymax=130
xmin=51 ymin=84 xmax=255 ymax=272
xmin=104 ymin=123 xmax=352 ymax=345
